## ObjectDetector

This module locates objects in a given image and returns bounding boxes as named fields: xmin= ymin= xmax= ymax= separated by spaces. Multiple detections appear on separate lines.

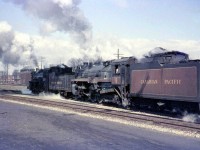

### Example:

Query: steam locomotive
xmin=28 ymin=50 xmax=200 ymax=112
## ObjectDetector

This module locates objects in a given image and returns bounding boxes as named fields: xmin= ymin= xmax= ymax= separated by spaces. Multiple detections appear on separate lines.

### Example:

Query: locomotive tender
xmin=29 ymin=64 xmax=74 ymax=95
xmin=130 ymin=51 xmax=200 ymax=111
xmin=28 ymin=50 xmax=200 ymax=112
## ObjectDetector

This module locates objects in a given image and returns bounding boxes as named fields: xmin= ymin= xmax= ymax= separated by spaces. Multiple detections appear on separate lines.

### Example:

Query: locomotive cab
xmin=111 ymin=57 xmax=137 ymax=107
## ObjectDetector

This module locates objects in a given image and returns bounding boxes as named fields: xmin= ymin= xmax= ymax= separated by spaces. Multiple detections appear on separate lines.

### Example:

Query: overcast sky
xmin=0 ymin=0 xmax=200 ymax=71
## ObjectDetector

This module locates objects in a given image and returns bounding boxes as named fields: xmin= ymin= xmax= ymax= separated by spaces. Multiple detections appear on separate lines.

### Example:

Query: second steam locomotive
xmin=29 ymin=49 xmax=200 ymax=112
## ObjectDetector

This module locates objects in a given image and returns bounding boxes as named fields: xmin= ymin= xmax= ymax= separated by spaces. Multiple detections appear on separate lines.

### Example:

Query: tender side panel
xmin=131 ymin=69 xmax=162 ymax=95
xmin=162 ymin=67 xmax=197 ymax=97
xmin=131 ymin=66 xmax=197 ymax=98
xmin=49 ymin=74 xmax=56 ymax=90
xmin=49 ymin=74 xmax=74 ymax=92
xmin=66 ymin=75 xmax=75 ymax=91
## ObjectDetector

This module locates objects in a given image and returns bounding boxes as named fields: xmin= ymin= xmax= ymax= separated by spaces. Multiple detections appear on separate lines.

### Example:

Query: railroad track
xmin=1 ymin=94 xmax=200 ymax=135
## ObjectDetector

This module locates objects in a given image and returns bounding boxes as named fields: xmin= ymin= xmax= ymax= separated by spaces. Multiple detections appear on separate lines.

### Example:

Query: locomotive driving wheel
xmin=113 ymin=95 xmax=121 ymax=106
xmin=120 ymin=87 xmax=131 ymax=108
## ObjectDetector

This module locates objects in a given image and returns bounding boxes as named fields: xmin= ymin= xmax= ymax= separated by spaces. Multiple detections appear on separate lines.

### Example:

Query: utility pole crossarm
xmin=114 ymin=49 xmax=123 ymax=59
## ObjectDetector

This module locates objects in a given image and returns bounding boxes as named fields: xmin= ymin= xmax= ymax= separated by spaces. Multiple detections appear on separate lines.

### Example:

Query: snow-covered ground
xmin=0 ymin=84 xmax=27 ymax=91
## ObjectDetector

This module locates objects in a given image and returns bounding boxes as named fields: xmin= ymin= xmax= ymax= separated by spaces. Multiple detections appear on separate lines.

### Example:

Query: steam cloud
xmin=182 ymin=112 xmax=200 ymax=123
xmin=145 ymin=47 xmax=168 ymax=57
xmin=0 ymin=21 xmax=38 ymax=67
xmin=6 ymin=0 xmax=92 ymax=49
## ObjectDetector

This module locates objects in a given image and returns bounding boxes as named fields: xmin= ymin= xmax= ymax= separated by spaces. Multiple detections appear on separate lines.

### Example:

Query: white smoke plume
xmin=0 ymin=21 xmax=38 ymax=67
xmin=5 ymin=0 xmax=92 ymax=49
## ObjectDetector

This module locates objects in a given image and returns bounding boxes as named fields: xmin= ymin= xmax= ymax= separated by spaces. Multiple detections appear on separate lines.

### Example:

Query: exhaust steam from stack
xmin=0 ymin=21 xmax=38 ymax=68
xmin=5 ymin=0 xmax=92 ymax=49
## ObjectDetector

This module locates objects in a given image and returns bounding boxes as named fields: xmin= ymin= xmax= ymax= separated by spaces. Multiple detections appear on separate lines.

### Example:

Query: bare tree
xmin=68 ymin=58 xmax=84 ymax=68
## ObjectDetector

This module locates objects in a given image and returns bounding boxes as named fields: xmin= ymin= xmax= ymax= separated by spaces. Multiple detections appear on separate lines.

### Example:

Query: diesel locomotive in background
xmin=28 ymin=49 xmax=200 ymax=112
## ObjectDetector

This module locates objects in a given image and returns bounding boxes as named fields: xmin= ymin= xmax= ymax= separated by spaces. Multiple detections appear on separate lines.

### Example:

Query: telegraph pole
xmin=114 ymin=49 xmax=123 ymax=59
xmin=4 ymin=63 xmax=9 ymax=83
xmin=7 ymin=64 xmax=8 ymax=83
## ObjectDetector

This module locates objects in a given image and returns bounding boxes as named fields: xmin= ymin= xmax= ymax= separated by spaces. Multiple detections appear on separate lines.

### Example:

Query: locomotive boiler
xmin=71 ymin=61 xmax=114 ymax=103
